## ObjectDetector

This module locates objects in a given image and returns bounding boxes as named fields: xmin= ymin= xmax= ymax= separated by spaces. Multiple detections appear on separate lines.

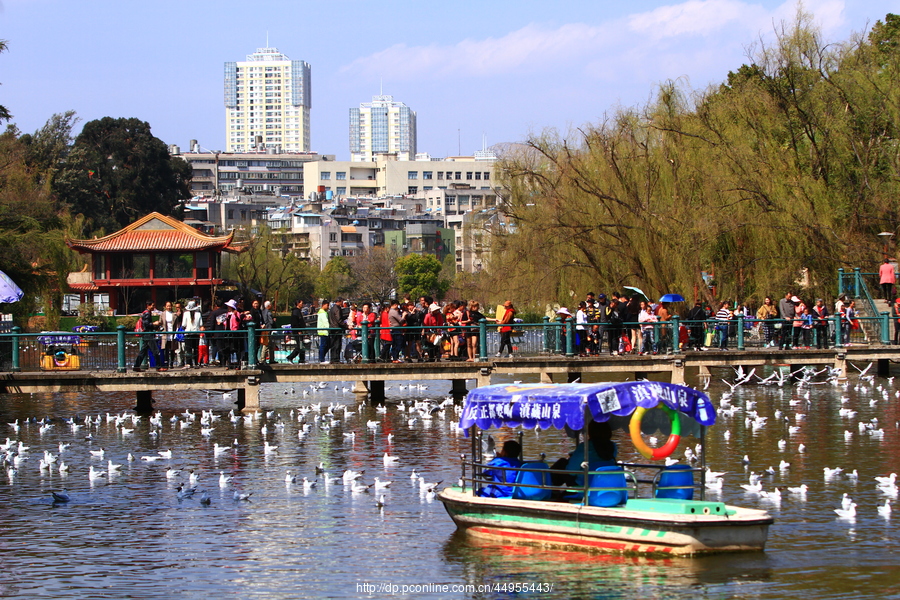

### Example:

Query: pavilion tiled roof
xmin=66 ymin=212 xmax=239 ymax=253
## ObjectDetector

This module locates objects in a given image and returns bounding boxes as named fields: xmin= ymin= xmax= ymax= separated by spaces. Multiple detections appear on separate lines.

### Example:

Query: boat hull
xmin=439 ymin=487 xmax=772 ymax=556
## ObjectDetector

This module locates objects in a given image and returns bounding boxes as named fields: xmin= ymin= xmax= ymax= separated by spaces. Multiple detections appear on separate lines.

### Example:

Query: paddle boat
xmin=438 ymin=381 xmax=773 ymax=556
xmin=37 ymin=332 xmax=82 ymax=371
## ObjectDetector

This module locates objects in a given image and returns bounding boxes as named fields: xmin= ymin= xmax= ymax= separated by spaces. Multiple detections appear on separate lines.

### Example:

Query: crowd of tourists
xmin=131 ymin=285 xmax=882 ymax=371
xmin=550 ymin=290 xmax=873 ymax=357
xmin=132 ymin=295 xmax=519 ymax=370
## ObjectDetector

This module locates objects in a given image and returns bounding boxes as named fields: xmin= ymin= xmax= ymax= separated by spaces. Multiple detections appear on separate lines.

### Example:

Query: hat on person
xmin=791 ymin=296 xmax=800 ymax=303
xmin=225 ymin=299 xmax=238 ymax=310
xmin=557 ymin=307 xmax=571 ymax=316
xmin=185 ymin=300 xmax=199 ymax=311
xmin=598 ymin=294 xmax=606 ymax=300
xmin=429 ymin=303 xmax=441 ymax=312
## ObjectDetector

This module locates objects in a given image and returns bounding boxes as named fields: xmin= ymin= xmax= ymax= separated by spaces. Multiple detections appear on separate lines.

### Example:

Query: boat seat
xmin=587 ymin=466 xmax=628 ymax=507
xmin=654 ymin=465 xmax=695 ymax=500
xmin=512 ymin=461 xmax=552 ymax=501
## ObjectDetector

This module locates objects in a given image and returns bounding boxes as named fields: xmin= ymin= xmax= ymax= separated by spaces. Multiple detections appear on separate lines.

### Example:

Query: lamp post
xmin=878 ymin=232 xmax=894 ymax=260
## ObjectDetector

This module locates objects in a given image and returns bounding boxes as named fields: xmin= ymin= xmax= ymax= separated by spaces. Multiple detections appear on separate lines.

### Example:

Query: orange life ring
xmin=629 ymin=404 xmax=681 ymax=460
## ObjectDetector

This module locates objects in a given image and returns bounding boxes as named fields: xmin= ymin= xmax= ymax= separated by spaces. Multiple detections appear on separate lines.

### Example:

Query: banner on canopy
xmin=458 ymin=381 xmax=716 ymax=434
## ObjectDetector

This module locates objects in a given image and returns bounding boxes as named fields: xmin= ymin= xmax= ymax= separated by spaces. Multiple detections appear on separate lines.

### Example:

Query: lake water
xmin=0 ymin=365 xmax=898 ymax=599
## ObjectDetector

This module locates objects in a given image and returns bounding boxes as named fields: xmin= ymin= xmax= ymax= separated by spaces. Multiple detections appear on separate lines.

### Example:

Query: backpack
xmin=134 ymin=314 xmax=145 ymax=333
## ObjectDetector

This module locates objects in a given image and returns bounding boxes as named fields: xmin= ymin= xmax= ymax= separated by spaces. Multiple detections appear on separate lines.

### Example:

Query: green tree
xmin=316 ymin=256 xmax=355 ymax=300
xmin=223 ymin=225 xmax=317 ymax=310
xmin=395 ymin=254 xmax=449 ymax=300
xmin=52 ymin=117 xmax=192 ymax=234
xmin=0 ymin=123 xmax=74 ymax=326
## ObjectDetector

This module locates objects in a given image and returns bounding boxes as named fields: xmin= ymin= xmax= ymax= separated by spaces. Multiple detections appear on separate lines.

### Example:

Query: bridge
xmin=1 ymin=346 xmax=895 ymax=412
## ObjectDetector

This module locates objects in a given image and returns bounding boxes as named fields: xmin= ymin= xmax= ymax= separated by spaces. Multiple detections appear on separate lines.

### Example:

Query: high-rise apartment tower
xmin=225 ymin=47 xmax=311 ymax=153
xmin=349 ymin=95 xmax=417 ymax=161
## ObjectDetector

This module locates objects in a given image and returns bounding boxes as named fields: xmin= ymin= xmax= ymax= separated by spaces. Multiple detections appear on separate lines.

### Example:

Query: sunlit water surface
xmin=0 ymin=366 xmax=898 ymax=599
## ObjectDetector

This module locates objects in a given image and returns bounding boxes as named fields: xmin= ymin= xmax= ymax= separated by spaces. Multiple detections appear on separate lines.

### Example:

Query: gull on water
xmin=834 ymin=503 xmax=857 ymax=520
xmin=878 ymin=500 xmax=892 ymax=518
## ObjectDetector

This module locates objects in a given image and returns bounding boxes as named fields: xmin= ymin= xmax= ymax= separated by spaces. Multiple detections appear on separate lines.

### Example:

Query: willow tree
xmin=491 ymin=11 xmax=900 ymax=306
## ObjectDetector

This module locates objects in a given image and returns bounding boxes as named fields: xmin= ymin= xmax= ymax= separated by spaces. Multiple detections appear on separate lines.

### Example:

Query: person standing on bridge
xmin=328 ymin=299 xmax=345 ymax=363
xmin=285 ymin=299 xmax=306 ymax=364
xmin=880 ymin=259 xmax=896 ymax=302
xmin=317 ymin=301 xmax=332 ymax=364
xmin=181 ymin=299 xmax=202 ymax=369
xmin=778 ymin=292 xmax=796 ymax=350
xmin=133 ymin=301 xmax=165 ymax=372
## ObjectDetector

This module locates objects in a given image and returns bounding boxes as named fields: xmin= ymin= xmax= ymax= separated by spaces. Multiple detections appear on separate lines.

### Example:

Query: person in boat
xmin=551 ymin=420 xmax=618 ymax=487
xmin=477 ymin=440 xmax=522 ymax=498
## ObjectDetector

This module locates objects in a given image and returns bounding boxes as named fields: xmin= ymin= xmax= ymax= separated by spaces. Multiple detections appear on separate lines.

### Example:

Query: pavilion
xmin=66 ymin=212 xmax=242 ymax=314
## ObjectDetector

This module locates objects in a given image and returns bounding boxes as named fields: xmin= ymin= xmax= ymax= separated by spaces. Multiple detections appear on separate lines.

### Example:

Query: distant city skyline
xmin=1 ymin=1 xmax=896 ymax=160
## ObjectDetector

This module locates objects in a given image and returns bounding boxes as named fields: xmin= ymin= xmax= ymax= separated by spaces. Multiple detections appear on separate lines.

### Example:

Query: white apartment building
xmin=225 ymin=47 xmax=311 ymax=153
xmin=350 ymin=95 xmax=416 ymax=162
xmin=303 ymin=155 xmax=497 ymax=199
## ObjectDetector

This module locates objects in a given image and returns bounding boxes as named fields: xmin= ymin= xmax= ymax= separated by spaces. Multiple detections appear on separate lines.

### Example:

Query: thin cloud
xmin=341 ymin=0 xmax=848 ymax=82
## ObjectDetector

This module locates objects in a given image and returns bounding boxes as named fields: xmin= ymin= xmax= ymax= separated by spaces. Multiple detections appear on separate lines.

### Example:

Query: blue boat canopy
xmin=459 ymin=382 xmax=716 ymax=433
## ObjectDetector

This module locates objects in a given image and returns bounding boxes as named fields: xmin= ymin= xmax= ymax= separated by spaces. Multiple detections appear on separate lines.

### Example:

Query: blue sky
xmin=1 ymin=0 xmax=897 ymax=160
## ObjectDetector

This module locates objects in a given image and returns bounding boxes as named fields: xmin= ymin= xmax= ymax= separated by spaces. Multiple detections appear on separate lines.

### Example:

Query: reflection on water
xmin=0 ymin=366 xmax=898 ymax=599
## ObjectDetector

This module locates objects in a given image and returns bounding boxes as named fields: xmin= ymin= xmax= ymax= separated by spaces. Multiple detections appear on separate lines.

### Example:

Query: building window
xmin=321 ymin=172 xmax=331 ymax=180
xmin=407 ymin=171 xmax=418 ymax=180
xmin=437 ymin=172 xmax=444 ymax=180
xmin=483 ymin=172 xmax=491 ymax=180
xmin=336 ymin=187 xmax=346 ymax=195
xmin=408 ymin=186 xmax=418 ymax=194
xmin=474 ymin=172 xmax=481 ymax=180
xmin=155 ymin=253 xmax=194 ymax=279
xmin=329 ymin=232 xmax=337 ymax=242
xmin=455 ymin=172 xmax=462 ymax=180
xmin=336 ymin=172 xmax=346 ymax=180
xmin=423 ymin=171 xmax=433 ymax=180
xmin=93 ymin=255 xmax=107 ymax=280
xmin=466 ymin=172 xmax=473 ymax=180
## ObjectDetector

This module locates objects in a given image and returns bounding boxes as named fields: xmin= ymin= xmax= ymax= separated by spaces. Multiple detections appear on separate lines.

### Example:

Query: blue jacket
xmin=478 ymin=456 xmax=522 ymax=498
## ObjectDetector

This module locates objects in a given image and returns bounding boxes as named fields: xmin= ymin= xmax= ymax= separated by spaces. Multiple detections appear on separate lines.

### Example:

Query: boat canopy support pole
xmin=878 ymin=358 xmax=890 ymax=378
xmin=451 ymin=379 xmax=468 ymax=400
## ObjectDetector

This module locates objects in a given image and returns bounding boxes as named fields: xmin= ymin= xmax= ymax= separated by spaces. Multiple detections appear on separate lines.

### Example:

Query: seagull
xmin=58 ymin=462 xmax=69 ymax=474
xmin=824 ymin=467 xmax=843 ymax=480
xmin=878 ymin=500 xmax=892 ymax=518
xmin=834 ymin=503 xmax=857 ymax=520
xmin=342 ymin=469 xmax=364 ymax=483
xmin=199 ymin=491 xmax=212 ymax=506
xmin=705 ymin=477 xmax=724 ymax=491
xmin=141 ymin=455 xmax=163 ymax=462
xmin=351 ymin=481 xmax=373 ymax=494
xmin=375 ymin=494 xmax=386 ymax=509
xmin=302 ymin=477 xmax=317 ymax=492
xmin=263 ymin=441 xmax=278 ymax=454
xmin=219 ymin=472 xmax=232 ymax=487
xmin=383 ymin=452 xmax=400 ymax=467
xmin=418 ymin=476 xmax=442 ymax=494
xmin=89 ymin=448 xmax=105 ymax=459
xmin=176 ymin=485 xmax=197 ymax=500
xmin=410 ymin=469 xmax=420 ymax=480
xmin=787 ymin=484 xmax=809 ymax=495
xmin=88 ymin=466 xmax=105 ymax=481
xmin=213 ymin=443 xmax=230 ymax=456
xmin=875 ymin=473 xmax=898 ymax=486
xmin=107 ymin=460 xmax=123 ymax=473
xmin=841 ymin=493 xmax=854 ymax=511
xmin=779 ymin=460 xmax=790 ymax=470
xmin=51 ymin=489 xmax=71 ymax=503
xmin=285 ymin=470 xmax=297 ymax=484
xmin=740 ymin=481 xmax=763 ymax=493
xmin=158 ymin=450 xmax=173 ymax=459
xmin=374 ymin=477 xmax=392 ymax=489
xmin=233 ymin=491 xmax=252 ymax=501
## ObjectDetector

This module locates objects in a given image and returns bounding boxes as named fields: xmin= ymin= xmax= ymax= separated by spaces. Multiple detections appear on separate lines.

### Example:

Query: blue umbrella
xmin=659 ymin=293 xmax=685 ymax=303
xmin=0 ymin=270 xmax=23 ymax=304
